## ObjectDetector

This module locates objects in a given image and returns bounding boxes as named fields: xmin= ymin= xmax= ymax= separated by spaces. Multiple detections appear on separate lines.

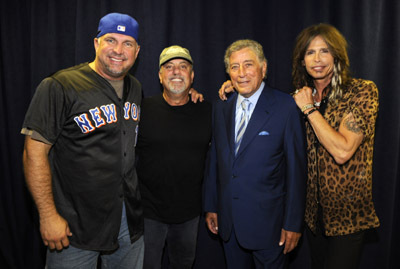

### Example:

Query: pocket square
xmin=258 ymin=131 xmax=270 ymax=136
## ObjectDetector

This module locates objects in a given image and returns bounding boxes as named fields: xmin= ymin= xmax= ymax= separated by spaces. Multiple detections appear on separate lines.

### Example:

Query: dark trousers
xmin=143 ymin=216 xmax=199 ymax=269
xmin=222 ymin=227 xmax=286 ymax=269
xmin=306 ymin=225 xmax=365 ymax=269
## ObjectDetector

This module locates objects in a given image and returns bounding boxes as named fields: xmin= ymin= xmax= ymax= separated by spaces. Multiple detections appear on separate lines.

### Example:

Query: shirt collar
xmin=236 ymin=81 xmax=265 ymax=109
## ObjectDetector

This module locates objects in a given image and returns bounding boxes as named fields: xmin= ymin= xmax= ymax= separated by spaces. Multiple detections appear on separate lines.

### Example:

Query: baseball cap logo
xmin=97 ymin=13 xmax=139 ymax=40
xmin=117 ymin=25 xmax=126 ymax=32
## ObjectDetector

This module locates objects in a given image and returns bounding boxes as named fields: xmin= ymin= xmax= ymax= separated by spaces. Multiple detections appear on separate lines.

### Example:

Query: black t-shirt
xmin=136 ymin=94 xmax=211 ymax=223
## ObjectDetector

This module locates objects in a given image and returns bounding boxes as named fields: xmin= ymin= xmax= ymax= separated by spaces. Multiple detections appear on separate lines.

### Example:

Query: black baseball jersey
xmin=22 ymin=63 xmax=143 ymax=251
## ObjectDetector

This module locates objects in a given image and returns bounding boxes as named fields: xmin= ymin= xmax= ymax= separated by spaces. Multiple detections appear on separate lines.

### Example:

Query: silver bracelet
xmin=301 ymin=103 xmax=314 ymax=113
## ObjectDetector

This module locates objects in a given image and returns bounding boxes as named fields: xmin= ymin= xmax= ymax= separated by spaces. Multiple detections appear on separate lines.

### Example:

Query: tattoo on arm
xmin=344 ymin=114 xmax=361 ymax=134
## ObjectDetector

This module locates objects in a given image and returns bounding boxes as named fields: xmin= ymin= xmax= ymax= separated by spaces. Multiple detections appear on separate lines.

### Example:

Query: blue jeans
xmin=46 ymin=203 xmax=144 ymax=269
xmin=143 ymin=216 xmax=200 ymax=269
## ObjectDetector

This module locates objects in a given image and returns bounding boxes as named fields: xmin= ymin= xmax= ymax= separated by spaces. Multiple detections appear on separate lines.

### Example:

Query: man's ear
xmin=94 ymin=38 xmax=99 ymax=50
xmin=262 ymin=61 xmax=267 ymax=78
xmin=158 ymin=70 xmax=163 ymax=84
xmin=134 ymin=45 xmax=140 ymax=58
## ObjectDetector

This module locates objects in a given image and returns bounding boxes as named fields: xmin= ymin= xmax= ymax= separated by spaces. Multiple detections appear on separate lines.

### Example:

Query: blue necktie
xmin=235 ymin=99 xmax=250 ymax=155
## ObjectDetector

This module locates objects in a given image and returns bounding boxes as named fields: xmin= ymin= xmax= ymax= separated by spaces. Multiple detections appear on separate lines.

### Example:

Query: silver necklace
xmin=313 ymin=89 xmax=321 ymax=107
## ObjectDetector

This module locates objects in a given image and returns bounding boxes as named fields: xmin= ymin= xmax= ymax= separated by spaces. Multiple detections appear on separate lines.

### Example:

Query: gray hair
xmin=224 ymin=39 xmax=267 ymax=74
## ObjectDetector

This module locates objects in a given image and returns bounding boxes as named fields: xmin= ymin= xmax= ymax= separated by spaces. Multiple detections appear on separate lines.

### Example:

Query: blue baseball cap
xmin=97 ymin=13 xmax=139 ymax=41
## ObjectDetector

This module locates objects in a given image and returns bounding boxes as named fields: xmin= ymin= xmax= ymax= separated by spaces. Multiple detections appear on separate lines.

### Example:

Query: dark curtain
xmin=1 ymin=0 xmax=399 ymax=268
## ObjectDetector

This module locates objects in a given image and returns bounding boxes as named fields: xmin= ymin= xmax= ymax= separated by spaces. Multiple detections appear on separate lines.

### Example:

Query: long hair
xmin=292 ymin=23 xmax=351 ymax=102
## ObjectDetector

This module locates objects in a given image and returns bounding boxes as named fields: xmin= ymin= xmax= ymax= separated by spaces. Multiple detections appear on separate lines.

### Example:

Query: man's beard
xmin=167 ymin=77 xmax=187 ymax=94
xmin=104 ymin=63 xmax=128 ymax=78
xmin=168 ymin=86 xmax=186 ymax=94
xmin=99 ymin=53 xmax=129 ymax=78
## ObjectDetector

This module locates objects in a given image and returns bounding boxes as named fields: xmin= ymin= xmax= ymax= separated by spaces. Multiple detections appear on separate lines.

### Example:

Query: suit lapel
xmin=223 ymin=93 xmax=238 ymax=158
xmin=236 ymin=87 xmax=276 ymax=157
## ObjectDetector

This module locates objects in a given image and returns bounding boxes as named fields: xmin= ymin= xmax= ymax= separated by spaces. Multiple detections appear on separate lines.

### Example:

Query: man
xmin=136 ymin=45 xmax=211 ymax=269
xmin=203 ymin=39 xmax=307 ymax=268
xmin=22 ymin=13 xmax=144 ymax=268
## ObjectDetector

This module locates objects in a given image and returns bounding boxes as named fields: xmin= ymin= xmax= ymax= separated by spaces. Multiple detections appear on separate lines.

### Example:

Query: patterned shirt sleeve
xmin=350 ymin=80 xmax=379 ymax=139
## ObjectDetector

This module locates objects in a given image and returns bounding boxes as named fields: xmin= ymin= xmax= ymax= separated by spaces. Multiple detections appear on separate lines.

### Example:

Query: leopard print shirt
xmin=304 ymin=78 xmax=380 ymax=236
